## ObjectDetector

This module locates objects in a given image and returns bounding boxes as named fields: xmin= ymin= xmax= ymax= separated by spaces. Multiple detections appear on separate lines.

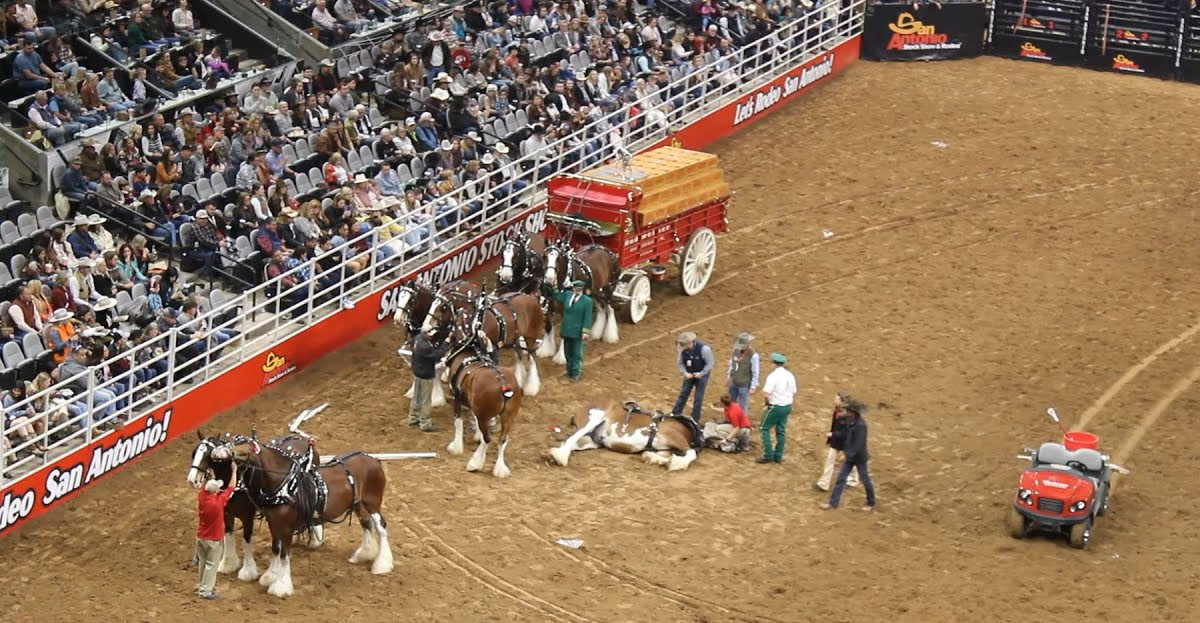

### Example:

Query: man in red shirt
xmin=195 ymin=465 xmax=237 ymax=599
xmin=703 ymin=395 xmax=752 ymax=453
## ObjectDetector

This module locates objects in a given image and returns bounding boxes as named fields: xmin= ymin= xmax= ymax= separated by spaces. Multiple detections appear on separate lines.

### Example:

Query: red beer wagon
xmin=542 ymin=147 xmax=732 ymax=323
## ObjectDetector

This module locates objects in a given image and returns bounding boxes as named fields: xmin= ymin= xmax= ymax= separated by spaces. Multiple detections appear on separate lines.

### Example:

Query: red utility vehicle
xmin=1007 ymin=408 xmax=1129 ymax=549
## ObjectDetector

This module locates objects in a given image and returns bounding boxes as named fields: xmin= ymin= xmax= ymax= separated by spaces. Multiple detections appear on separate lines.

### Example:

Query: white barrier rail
xmin=0 ymin=0 xmax=864 ymax=484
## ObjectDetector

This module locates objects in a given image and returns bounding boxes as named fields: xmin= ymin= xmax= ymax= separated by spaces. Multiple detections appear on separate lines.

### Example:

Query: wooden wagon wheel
xmin=616 ymin=272 xmax=652 ymax=324
xmin=679 ymin=227 xmax=716 ymax=296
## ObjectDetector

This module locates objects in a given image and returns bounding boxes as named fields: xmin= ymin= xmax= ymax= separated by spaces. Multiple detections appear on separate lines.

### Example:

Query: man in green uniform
xmin=554 ymin=279 xmax=593 ymax=382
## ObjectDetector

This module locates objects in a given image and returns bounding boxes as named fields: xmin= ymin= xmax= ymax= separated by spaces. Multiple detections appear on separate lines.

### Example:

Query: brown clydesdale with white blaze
xmin=440 ymin=333 xmax=523 ymax=478
xmin=211 ymin=438 xmax=393 ymax=597
xmin=394 ymin=278 xmax=481 ymax=406
xmin=186 ymin=431 xmax=324 ymax=583
xmin=548 ymin=400 xmax=703 ymax=471
xmin=543 ymin=241 xmax=622 ymax=354
xmin=496 ymin=231 xmax=558 ymax=360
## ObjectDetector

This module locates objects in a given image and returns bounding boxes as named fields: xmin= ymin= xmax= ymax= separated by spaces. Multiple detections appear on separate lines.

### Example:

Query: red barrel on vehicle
xmin=1063 ymin=430 xmax=1100 ymax=451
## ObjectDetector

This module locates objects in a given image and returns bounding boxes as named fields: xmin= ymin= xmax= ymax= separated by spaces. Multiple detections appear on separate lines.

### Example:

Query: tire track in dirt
xmin=597 ymin=191 xmax=1190 ymax=364
xmin=517 ymin=521 xmax=788 ymax=623
xmin=1112 ymin=361 xmax=1200 ymax=468
xmin=396 ymin=502 xmax=602 ymax=623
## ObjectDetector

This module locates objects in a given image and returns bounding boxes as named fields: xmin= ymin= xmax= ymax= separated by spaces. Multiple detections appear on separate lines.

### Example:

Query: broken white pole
xmin=320 ymin=452 xmax=438 ymax=462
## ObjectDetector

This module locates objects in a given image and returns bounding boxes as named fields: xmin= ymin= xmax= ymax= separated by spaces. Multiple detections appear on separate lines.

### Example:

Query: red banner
xmin=0 ymin=36 xmax=860 ymax=537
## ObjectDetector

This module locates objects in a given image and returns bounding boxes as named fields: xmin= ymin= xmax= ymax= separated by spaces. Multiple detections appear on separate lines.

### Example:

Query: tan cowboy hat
xmin=49 ymin=308 xmax=74 ymax=323
xmin=481 ymin=153 xmax=495 ymax=165
xmin=93 ymin=297 xmax=117 ymax=311
xmin=87 ymin=214 xmax=107 ymax=225
xmin=435 ymin=71 xmax=451 ymax=82
xmin=73 ymin=215 xmax=90 ymax=226
xmin=440 ymin=139 xmax=453 ymax=151
xmin=494 ymin=142 xmax=509 ymax=154
xmin=77 ymin=258 xmax=95 ymax=268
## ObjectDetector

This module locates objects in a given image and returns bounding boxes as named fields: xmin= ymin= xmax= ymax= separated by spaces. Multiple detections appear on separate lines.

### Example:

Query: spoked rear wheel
xmin=679 ymin=227 xmax=716 ymax=296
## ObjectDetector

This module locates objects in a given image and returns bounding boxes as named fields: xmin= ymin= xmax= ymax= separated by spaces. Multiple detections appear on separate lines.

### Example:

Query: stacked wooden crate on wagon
xmin=579 ymin=147 xmax=732 ymax=228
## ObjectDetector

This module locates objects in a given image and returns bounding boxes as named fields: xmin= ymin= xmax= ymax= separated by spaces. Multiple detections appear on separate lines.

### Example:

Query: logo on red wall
xmin=1018 ymin=42 xmax=1051 ymax=61
xmin=886 ymin=13 xmax=960 ymax=51
xmin=261 ymin=351 xmax=297 ymax=385
xmin=1112 ymin=54 xmax=1144 ymax=73
xmin=732 ymin=54 xmax=835 ymax=126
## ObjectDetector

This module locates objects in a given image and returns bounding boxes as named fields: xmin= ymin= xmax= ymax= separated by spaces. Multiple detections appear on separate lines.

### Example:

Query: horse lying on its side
xmin=548 ymin=400 xmax=704 ymax=471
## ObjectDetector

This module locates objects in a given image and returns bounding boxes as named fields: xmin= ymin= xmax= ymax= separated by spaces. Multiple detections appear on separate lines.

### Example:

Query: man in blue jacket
xmin=672 ymin=331 xmax=714 ymax=423
xmin=822 ymin=404 xmax=877 ymax=512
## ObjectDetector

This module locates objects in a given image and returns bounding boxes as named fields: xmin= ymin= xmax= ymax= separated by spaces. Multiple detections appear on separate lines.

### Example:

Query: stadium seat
xmin=410 ymin=157 xmax=424 ymax=179
xmin=0 ymin=220 xmax=19 ymax=244
xmin=346 ymin=150 xmax=363 ymax=172
xmin=182 ymin=183 xmax=199 ymax=200
xmin=16 ymin=213 xmax=39 ymax=238
xmin=36 ymin=206 xmax=62 ymax=230
xmin=10 ymin=253 xmax=26 ymax=278
xmin=359 ymin=145 xmax=374 ymax=166
xmin=515 ymin=109 xmax=528 ymax=128
xmin=285 ymin=178 xmax=299 ymax=198
xmin=131 ymin=282 xmax=147 ymax=300
xmin=20 ymin=332 xmax=46 ymax=361
xmin=396 ymin=163 xmax=412 ymax=183
xmin=295 ymin=139 xmax=312 ymax=160
xmin=283 ymin=143 xmax=299 ymax=165
xmin=2 ymin=341 xmax=24 ymax=370
xmin=179 ymin=222 xmax=195 ymax=248
xmin=196 ymin=177 xmax=214 ymax=202
xmin=296 ymin=174 xmax=313 ymax=196
xmin=114 ymin=290 xmax=132 ymax=314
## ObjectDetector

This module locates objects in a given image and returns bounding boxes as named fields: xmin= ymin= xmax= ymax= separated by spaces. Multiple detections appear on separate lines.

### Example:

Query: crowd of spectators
xmin=6 ymin=0 xmax=248 ymax=148
xmin=2 ymin=0 xmax=831 ymax=472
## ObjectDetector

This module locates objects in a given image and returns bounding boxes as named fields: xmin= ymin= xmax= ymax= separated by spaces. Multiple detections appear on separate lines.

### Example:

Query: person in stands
xmin=195 ymin=464 xmax=237 ymax=599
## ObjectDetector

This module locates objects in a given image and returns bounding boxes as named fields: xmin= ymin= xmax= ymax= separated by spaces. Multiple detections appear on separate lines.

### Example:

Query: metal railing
xmin=0 ymin=0 xmax=864 ymax=483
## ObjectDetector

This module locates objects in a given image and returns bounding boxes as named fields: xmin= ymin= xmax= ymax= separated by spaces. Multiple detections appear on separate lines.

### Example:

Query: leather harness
xmin=618 ymin=401 xmax=706 ymax=453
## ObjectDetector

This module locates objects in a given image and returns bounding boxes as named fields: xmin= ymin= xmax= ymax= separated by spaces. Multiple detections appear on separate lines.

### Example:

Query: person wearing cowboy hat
xmin=415 ymin=112 xmax=439 ymax=152
xmin=87 ymin=213 xmax=115 ymax=252
xmin=67 ymin=214 xmax=102 ymax=259
xmin=672 ymin=331 xmax=715 ymax=423
xmin=554 ymin=279 xmax=593 ymax=382
xmin=60 ymin=157 xmax=92 ymax=202
xmin=821 ymin=399 xmax=876 ymax=512
xmin=422 ymin=30 xmax=450 ymax=83
xmin=726 ymin=332 xmax=760 ymax=414
xmin=69 ymin=257 xmax=101 ymax=308
xmin=816 ymin=392 xmax=862 ymax=492
xmin=408 ymin=324 xmax=450 ymax=432
xmin=758 ymin=352 xmax=797 ymax=464
xmin=189 ymin=208 xmax=226 ymax=274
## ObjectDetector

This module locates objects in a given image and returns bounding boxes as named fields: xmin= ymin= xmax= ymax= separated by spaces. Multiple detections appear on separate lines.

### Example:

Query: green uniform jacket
xmin=554 ymin=290 xmax=594 ymax=338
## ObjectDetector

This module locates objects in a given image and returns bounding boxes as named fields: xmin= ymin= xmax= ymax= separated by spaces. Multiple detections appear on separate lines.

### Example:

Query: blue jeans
xmin=728 ymin=383 xmax=751 ymax=414
xmin=672 ymin=374 xmax=709 ymax=423
xmin=829 ymin=459 xmax=876 ymax=508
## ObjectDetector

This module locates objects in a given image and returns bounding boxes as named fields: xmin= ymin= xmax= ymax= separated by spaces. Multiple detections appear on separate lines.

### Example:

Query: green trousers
xmin=563 ymin=337 xmax=584 ymax=380
xmin=760 ymin=404 xmax=792 ymax=461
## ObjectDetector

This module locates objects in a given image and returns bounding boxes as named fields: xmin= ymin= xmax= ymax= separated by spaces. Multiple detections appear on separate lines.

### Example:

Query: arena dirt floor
xmin=4 ymin=56 xmax=1200 ymax=622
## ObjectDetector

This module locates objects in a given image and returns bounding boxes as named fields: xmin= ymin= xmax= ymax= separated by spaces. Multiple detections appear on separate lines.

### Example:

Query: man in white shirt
xmin=172 ymin=0 xmax=196 ymax=33
xmin=757 ymin=352 xmax=796 ymax=464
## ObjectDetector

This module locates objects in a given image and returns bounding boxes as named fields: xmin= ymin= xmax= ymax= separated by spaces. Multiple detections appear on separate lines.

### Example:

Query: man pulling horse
xmin=548 ymin=399 xmax=704 ymax=471
xmin=187 ymin=430 xmax=323 ymax=582
xmin=190 ymin=432 xmax=394 ymax=597
xmin=544 ymin=239 xmax=622 ymax=350
xmin=393 ymin=278 xmax=480 ymax=406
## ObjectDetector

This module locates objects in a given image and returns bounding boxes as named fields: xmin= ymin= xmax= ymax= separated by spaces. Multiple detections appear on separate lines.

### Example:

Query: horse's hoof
xmin=237 ymin=567 xmax=260 ymax=582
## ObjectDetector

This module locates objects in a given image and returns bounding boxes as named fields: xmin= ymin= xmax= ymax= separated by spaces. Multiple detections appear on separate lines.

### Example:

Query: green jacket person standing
xmin=757 ymin=352 xmax=797 ymax=464
xmin=554 ymin=280 xmax=593 ymax=382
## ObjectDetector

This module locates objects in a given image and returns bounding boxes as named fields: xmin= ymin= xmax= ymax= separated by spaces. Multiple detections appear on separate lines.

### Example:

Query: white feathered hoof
xmin=523 ymin=356 xmax=541 ymax=396
xmin=536 ymin=332 xmax=556 ymax=358
xmin=552 ymin=338 xmax=567 ymax=365
xmin=266 ymin=574 xmax=294 ymax=598
xmin=602 ymin=305 xmax=619 ymax=343
xmin=308 ymin=525 xmax=324 ymax=549
xmin=667 ymin=449 xmax=697 ymax=472
xmin=218 ymin=534 xmax=239 ymax=574
xmin=404 ymin=380 xmax=415 ymax=399
xmin=237 ymin=561 xmax=260 ymax=582
xmin=590 ymin=305 xmax=606 ymax=337
xmin=492 ymin=460 xmax=512 ymax=479
xmin=548 ymin=446 xmax=571 ymax=467
xmin=431 ymin=379 xmax=446 ymax=408
xmin=371 ymin=546 xmax=395 ymax=575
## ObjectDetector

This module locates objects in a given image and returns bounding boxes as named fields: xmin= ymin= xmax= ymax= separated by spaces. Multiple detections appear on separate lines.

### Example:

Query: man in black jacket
xmin=815 ymin=392 xmax=860 ymax=491
xmin=822 ymin=403 xmax=876 ymax=511
xmin=408 ymin=327 xmax=448 ymax=432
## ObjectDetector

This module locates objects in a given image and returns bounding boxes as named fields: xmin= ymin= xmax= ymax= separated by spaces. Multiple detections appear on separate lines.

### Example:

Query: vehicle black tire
xmin=1006 ymin=507 xmax=1028 ymax=539
xmin=1069 ymin=519 xmax=1092 ymax=550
